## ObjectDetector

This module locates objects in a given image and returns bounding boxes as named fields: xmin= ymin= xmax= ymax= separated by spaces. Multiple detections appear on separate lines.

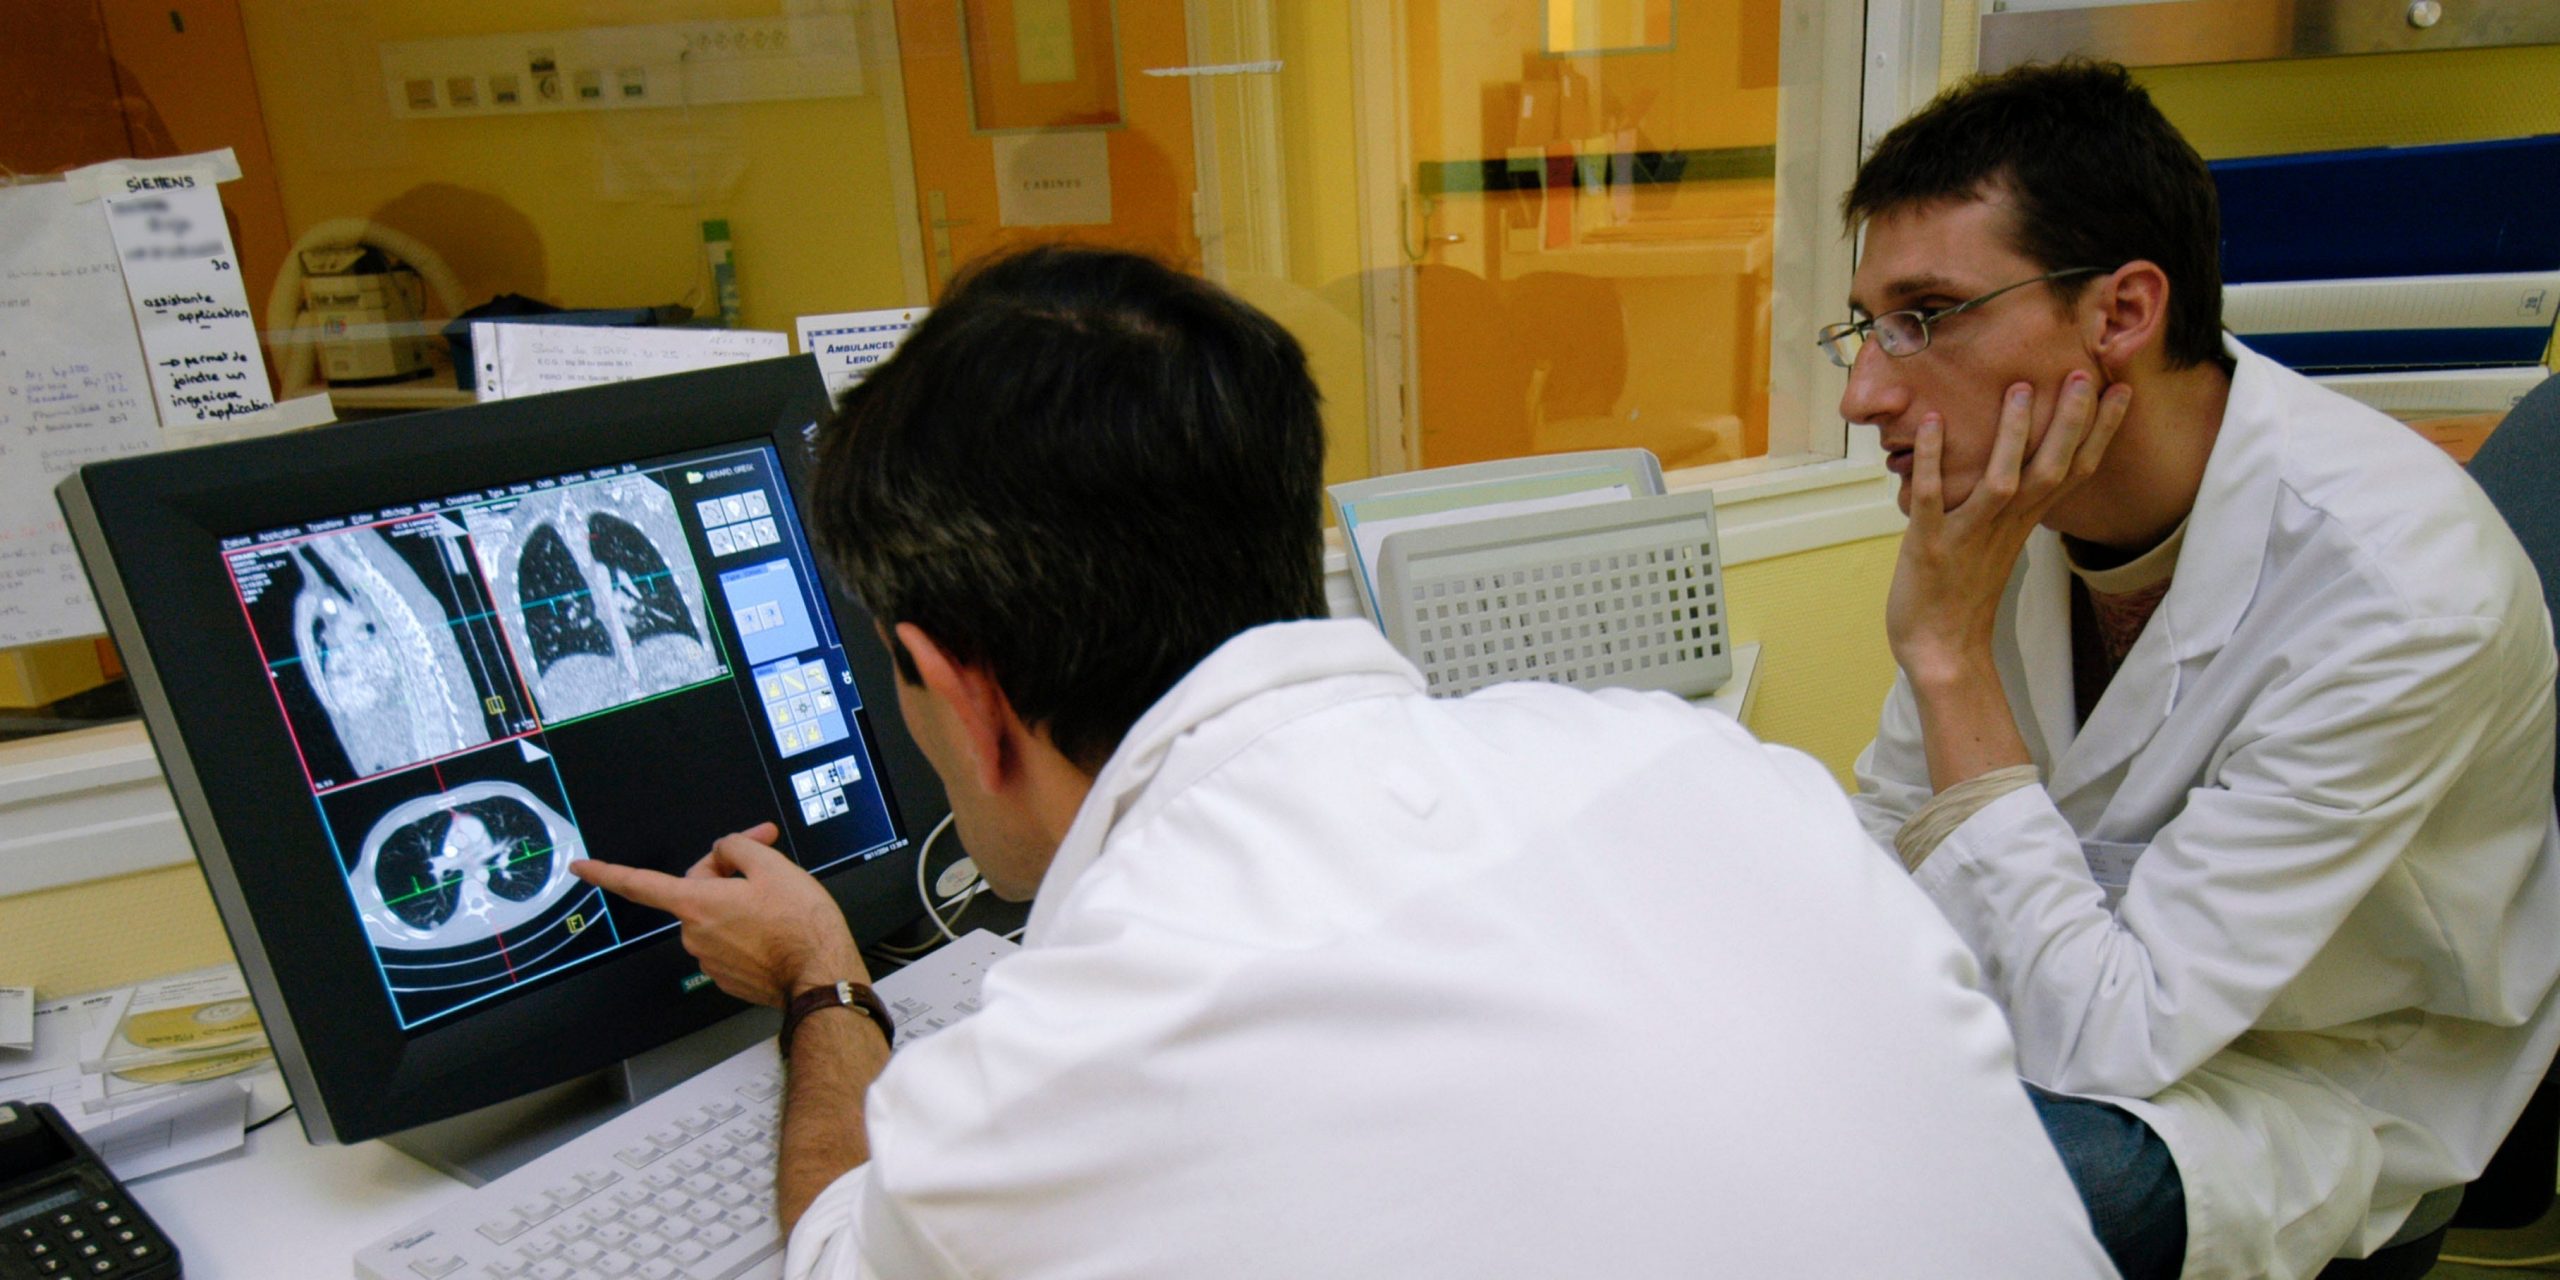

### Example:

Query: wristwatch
xmin=780 ymin=980 xmax=897 ymax=1058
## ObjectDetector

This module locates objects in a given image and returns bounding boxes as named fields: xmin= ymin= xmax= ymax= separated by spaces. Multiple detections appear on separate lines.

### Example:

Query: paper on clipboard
xmin=472 ymin=322 xmax=790 ymax=400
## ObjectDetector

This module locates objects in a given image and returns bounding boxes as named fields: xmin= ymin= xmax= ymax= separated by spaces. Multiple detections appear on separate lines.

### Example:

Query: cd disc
xmin=110 ymin=1046 xmax=273 ymax=1085
xmin=121 ymin=999 xmax=262 ymax=1051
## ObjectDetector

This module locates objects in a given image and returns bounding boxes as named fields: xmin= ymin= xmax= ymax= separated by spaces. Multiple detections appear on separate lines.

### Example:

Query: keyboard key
xmin=529 ymin=1262 xmax=573 ymax=1280
xmin=580 ymin=1205 xmax=619 ymax=1227
xmin=614 ymin=1144 xmax=661 ymax=1169
xmin=646 ymin=1128 xmax=686 ymax=1150
xmin=698 ymin=1223 xmax=739 ymax=1248
xmin=408 ymin=1254 xmax=467 ymax=1277
xmin=476 ymin=1214 xmax=528 ymax=1243
xmin=593 ymin=1253 xmax=638 ymax=1276
xmin=673 ymin=1152 xmax=712 ymax=1175
xmin=578 ymin=1170 xmax=623 ymax=1192
xmin=563 ymin=1240 xmax=606 ymax=1265
xmin=513 ymin=1199 xmax=556 ymax=1225
xmin=684 ymin=1202 xmax=725 ymax=1227
xmin=668 ymin=1240 xmax=711 ymax=1265
xmin=723 ymin=1206 xmax=767 ymax=1231
xmin=643 ymin=1170 xmax=682 ymax=1191
xmin=639 ymin=1260 xmax=681 ymax=1280
xmin=623 ymin=1208 xmax=665 ymax=1231
xmin=593 ymin=1224 xmax=636 ymax=1248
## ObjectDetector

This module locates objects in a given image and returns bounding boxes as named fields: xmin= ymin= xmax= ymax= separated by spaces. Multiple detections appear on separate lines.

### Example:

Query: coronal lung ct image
xmin=231 ymin=520 xmax=533 ymax=790
xmin=466 ymin=477 xmax=725 ymax=725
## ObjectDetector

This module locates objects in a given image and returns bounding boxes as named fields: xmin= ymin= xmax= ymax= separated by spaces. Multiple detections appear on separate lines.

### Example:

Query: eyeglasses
xmin=1816 ymin=267 xmax=2107 ymax=371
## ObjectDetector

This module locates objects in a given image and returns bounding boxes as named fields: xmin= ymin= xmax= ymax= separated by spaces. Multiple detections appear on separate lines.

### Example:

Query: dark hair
xmin=1844 ymin=59 xmax=2226 ymax=370
xmin=809 ymin=245 xmax=1328 ymax=772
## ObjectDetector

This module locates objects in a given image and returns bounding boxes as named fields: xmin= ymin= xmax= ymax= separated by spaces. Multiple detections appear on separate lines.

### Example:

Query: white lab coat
xmin=788 ymin=619 xmax=2113 ymax=1279
xmin=1854 ymin=338 xmax=2560 ymax=1280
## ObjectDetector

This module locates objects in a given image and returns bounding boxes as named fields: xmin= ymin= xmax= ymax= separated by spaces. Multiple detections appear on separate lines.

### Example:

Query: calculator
xmin=0 ymin=1101 xmax=179 ymax=1279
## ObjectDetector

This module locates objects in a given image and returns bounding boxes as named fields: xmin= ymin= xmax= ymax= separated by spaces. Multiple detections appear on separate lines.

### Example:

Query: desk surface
xmin=129 ymin=1075 xmax=460 ymax=1279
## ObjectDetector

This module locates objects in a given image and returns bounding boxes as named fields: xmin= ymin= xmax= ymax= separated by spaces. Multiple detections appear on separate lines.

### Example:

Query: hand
xmin=1887 ymin=371 xmax=2131 ymax=687
xmin=571 ymin=823 xmax=870 ymax=1007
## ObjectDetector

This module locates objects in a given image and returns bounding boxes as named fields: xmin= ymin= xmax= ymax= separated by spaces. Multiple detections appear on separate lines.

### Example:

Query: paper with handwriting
xmin=0 ymin=181 xmax=160 ymax=647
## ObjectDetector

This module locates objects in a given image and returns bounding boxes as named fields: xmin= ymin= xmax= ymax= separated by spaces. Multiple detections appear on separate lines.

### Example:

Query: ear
xmin=2086 ymin=260 xmax=2171 ymax=375
xmin=895 ymin=622 xmax=1024 ymax=795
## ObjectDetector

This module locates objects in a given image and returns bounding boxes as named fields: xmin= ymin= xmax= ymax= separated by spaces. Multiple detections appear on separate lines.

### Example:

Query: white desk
xmin=126 ymin=1075 xmax=461 ymax=1278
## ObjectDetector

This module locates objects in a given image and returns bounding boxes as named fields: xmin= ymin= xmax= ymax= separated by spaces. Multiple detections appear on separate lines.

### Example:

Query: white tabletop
xmin=126 ymin=1075 xmax=465 ymax=1279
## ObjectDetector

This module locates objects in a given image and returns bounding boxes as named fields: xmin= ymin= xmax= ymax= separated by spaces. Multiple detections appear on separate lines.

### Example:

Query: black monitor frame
xmin=56 ymin=356 xmax=944 ymax=1145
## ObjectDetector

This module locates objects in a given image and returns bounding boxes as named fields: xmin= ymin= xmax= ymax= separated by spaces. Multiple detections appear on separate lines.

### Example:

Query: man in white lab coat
xmin=573 ymin=246 xmax=2115 ymax=1278
xmin=1836 ymin=60 xmax=2560 ymax=1280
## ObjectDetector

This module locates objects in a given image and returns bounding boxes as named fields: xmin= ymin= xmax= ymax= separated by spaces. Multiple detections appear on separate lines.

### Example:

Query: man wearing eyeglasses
xmin=1834 ymin=60 xmax=2560 ymax=1280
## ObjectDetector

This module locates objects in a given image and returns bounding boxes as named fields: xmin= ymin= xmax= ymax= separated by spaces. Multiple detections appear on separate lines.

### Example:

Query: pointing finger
xmin=572 ymin=858 xmax=690 ymax=913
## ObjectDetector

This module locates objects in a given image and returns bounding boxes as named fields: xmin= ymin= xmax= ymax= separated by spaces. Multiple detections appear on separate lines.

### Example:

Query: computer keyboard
xmin=356 ymin=930 xmax=1017 ymax=1280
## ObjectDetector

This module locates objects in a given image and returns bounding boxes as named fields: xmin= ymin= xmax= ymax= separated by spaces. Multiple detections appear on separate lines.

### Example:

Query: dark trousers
xmin=2028 ymin=1084 xmax=2188 ymax=1280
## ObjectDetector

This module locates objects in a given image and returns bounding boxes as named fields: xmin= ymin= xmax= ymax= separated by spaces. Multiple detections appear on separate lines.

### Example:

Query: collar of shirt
xmin=1021 ymin=619 xmax=1425 ymax=942
xmin=2155 ymin=336 xmax=2292 ymax=666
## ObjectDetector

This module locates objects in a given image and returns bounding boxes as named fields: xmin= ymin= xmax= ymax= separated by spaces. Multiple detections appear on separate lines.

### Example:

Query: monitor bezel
xmin=57 ymin=355 xmax=945 ymax=1145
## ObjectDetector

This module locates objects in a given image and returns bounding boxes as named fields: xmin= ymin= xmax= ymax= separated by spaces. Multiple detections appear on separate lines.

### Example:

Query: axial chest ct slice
xmin=351 ymin=781 xmax=587 ymax=951
xmin=468 ymin=478 xmax=724 ymax=723
xmin=291 ymin=528 xmax=494 ymax=777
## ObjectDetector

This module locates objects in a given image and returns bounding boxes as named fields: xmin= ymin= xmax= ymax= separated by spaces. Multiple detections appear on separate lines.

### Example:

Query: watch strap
xmin=780 ymin=980 xmax=897 ymax=1058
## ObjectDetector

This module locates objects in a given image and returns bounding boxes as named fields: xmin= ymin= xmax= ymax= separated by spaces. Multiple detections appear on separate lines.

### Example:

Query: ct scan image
xmin=465 ymin=476 xmax=725 ymax=725
xmin=323 ymin=742 xmax=620 ymax=1026
xmin=229 ymin=520 xmax=533 ymax=790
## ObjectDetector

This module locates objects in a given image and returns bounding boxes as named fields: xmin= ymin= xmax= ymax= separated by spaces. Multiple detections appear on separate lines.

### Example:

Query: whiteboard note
xmin=0 ymin=182 xmax=161 ymax=648
xmin=794 ymin=307 xmax=925 ymax=400
xmin=472 ymin=322 xmax=791 ymax=400
xmin=93 ymin=163 xmax=279 ymax=427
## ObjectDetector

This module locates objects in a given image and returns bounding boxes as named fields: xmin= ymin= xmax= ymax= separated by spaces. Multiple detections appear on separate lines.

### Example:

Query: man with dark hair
xmin=1836 ymin=60 xmax=2560 ymax=1279
xmin=578 ymin=245 xmax=2114 ymax=1278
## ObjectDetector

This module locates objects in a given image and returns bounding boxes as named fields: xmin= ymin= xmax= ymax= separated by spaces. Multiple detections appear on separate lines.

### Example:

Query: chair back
xmin=2450 ymin=371 xmax=2560 ymax=1231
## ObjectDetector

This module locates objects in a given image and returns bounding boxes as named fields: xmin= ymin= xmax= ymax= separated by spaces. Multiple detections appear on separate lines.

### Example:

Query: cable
xmin=245 ymin=1102 xmax=296 ymax=1135
xmin=913 ymin=812 xmax=979 ymax=943
xmin=2436 ymin=1248 xmax=2560 ymax=1268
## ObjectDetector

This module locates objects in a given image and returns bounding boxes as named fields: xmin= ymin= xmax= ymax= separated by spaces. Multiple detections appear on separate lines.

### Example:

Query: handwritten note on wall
xmin=97 ymin=167 xmax=277 ymax=427
xmin=794 ymin=307 xmax=925 ymax=401
xmin=472 ymin=322 xmax=790 ymax=400
xmin=0 ymin=183 xmax=160 ymax=648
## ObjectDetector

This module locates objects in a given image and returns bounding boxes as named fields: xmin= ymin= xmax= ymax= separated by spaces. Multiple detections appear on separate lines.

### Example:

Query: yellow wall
xmin=1726 ymin=534 xmax=1898 ymax=786
xmin=239 ymin=0 xmax=917 ymax=334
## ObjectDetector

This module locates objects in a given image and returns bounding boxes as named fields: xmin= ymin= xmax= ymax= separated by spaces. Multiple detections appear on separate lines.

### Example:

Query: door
xmin=892 ymin=0 xmax=1203 ymax=293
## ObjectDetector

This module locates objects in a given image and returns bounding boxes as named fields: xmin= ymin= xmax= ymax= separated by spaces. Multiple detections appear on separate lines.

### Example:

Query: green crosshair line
xmin=382 ymin=841 xmax=558 ymax=908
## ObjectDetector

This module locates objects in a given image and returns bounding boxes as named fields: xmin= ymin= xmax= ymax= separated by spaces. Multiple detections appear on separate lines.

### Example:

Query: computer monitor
xmin=56 ymin=355 xmax=943 ymax=1164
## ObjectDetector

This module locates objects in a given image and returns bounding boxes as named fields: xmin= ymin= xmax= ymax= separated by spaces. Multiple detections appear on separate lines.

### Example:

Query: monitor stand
xmin=382 ymin=1005 xmax=781 ymax=1187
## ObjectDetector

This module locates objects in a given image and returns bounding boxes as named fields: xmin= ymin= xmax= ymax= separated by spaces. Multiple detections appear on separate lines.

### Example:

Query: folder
xmin=2311 ymin=366 xmax=2550 ymax=416
xmin=2211 ymin=135 xmax=2560 ymax=284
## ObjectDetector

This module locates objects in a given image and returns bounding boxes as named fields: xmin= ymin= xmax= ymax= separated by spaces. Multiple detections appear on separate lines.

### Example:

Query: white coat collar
xmin=1021 ymin=619 xmax=1424 ymax=940
xmin=2020 ymin=336 xmax=2286 ymax=794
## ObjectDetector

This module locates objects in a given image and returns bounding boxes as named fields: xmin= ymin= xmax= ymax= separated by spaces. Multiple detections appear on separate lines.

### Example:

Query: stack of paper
xmin=0 ymin=975 xmax=267 ymax=1180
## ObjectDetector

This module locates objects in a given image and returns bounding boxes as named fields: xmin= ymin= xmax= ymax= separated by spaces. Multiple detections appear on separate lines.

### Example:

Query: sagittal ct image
xmin=466 ymin=477 xmax=724 ymax=724
xmin=327 ymin=749 xmax=620 ymax=1026
xmin=230 ymin=521 xmax=534 ymax=789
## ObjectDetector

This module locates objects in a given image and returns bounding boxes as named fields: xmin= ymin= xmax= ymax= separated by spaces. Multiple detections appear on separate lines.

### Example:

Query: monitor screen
xmin=59 ymin=356 xmax=944 ymax=1144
